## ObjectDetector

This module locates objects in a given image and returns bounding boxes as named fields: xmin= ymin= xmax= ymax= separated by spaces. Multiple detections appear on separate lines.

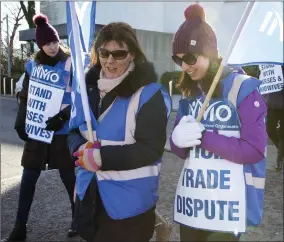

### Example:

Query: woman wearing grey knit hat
xmin=170 ymin=4 xmax=267 ymax=242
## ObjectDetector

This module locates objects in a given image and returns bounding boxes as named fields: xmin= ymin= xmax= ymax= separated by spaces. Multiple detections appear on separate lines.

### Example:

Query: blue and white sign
xmin=228 ymin=2 xmax=283 ymax=66
xmin=258 ymin=64 xmax=284 ymax=95
xmin=66 ymin=1 xmax=98 ymax=131
xmin=26 ymin=64 xmax=67 ymax=143
xmin=180 ymin=97 xmax=240 ymax=131
xmin=174 ymin=98 xmax=246 ymax=233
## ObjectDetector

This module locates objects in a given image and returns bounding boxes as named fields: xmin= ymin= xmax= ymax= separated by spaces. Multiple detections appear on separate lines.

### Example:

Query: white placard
xmin=174 ymin=150 xmax=246 ymax=233
xmin=25 ymin=64 xmax=66 ymax=143
xmin=174 ymin=97 xmax=247 ymax=233
xmin=258 ymin=65 xmax=284 ymax=95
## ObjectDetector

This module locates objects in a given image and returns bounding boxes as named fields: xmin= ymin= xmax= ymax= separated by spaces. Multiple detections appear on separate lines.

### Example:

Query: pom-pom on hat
xmin=172 ymin=4 xmax=218 ymax=59
xmin=33 ymin=13 xmax=60 ymax=49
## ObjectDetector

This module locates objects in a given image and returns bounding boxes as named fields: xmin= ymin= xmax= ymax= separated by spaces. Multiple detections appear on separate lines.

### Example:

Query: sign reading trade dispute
xmin=174 ymin=98 xmax=246 ymax=233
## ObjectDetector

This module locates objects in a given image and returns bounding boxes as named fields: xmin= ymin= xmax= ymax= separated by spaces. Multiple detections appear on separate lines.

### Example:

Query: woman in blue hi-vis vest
xmin=4 ymin=14 xmax=77 ymax=242
xmin=68 ymin=22 xmax=172 ymax=242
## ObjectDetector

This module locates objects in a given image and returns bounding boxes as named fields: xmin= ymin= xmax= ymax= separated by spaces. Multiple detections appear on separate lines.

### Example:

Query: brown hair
xmin=176 ymin=57 xmax=222 ymax=98
xmin=33 ymin=45 xmax=70 ymax=64
xmin=90 ymin=22 xmax=147 ymax=67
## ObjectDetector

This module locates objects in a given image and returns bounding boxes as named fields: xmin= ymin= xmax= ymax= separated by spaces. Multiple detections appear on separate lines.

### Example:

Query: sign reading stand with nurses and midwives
xmin=26 ymin=64 xmax=67 ymax=144
xmin=258 ymin=65 xmax=284 ymax=95
xmin=174 ymin=98 xmax=246 ymax=234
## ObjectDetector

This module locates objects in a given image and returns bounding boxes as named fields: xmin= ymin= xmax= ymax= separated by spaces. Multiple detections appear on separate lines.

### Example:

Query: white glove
xmin=171 ymin=115 xmax=205 ymax=148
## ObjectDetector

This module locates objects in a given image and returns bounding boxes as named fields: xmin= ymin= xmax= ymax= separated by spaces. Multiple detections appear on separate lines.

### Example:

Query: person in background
xmin=3 ymin=14 xmax=77 ymax=242
xmin=170 ymin=4 xmax=267 ymax=241
xmin=262 ymin=65 xmax=284 ymax=171
xmin=68 ymin=22 xmax=172 ymax=242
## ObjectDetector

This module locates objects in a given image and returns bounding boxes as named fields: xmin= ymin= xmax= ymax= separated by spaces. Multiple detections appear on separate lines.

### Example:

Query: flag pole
xmin=196 ymin=1 xmax=255 ymax=122
xmin=69 ymin=2 xmax=94 ymax=142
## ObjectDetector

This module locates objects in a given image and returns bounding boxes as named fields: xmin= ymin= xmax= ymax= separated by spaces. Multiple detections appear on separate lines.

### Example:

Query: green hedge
xmin=242 ymin=65 xmax=260 ymax=78
xmin=159 ymin=71 xmax=182 ymax=95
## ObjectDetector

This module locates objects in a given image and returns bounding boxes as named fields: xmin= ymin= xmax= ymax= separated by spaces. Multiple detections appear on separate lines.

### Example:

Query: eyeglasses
xmin=98 ymin=48 xmax=129 ymax=60
xmin=172 ymin=53 xmax=199 ymax=66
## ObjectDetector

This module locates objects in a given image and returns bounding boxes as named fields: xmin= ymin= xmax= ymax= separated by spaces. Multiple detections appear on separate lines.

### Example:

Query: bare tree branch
xmin=3 ymin=3 xmax=25 ymax=64
xmin=3 ymin=3 xmax=16 ymax=17
xmin=19 ymin=1 xmax=28 ymax=20
xmin=19 ymin=1 xmax=35 ymax=29
xmin=19 ymin=1 xmax=36 ymax=53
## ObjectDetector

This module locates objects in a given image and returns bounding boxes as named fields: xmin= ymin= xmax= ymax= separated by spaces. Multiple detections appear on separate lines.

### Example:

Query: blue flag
xmin=66 ymin=2 xmax=98 ymax=131
xmin=228 ymin=2 xmax=283 ymax=66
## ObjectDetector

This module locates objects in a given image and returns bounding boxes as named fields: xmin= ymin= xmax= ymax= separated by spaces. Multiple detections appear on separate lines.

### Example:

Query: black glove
xmin=45 ymin=110 xmax=68 ymax=131
xmin=15 ymin=125 xmax=28 ymax=141
xmin=14 ymin=102 xmax=28 ymax=141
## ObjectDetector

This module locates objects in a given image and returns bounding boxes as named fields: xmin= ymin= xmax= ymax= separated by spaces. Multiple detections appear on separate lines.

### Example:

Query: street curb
xmin=0 ymin=95 xmax=16 ymax=100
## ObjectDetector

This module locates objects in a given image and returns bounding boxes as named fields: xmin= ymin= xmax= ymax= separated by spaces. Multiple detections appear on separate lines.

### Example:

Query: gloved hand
xmin=15 ymin=125 xmax=28 ymax=141
xmin=171 ymin=115 xmax=205 ymax=148
xmin=73 ymin=141 xmax=102 ymax=172
xmin=45 ymin=110 xmax=69 ymax=131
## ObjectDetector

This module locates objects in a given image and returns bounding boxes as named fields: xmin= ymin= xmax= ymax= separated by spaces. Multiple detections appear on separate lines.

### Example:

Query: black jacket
xmin=68 ymin=62 xmax=168 ymax=171
xmin=69 ymin=62 xmax=169 ymax=241
xmin=14 ymin=49 xmax=74 ymax=170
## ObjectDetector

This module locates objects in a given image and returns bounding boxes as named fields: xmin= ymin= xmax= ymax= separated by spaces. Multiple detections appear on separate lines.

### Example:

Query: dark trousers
xmin=16 ymin=168 xmax=76 ymax=224
xmin=73 ymin=177 xmax=155 ymax=242
xmin=267 ymin=108 xmax=284 ymax=157
xmin=93 ymin=205 xmax=155 ymax=242
xmin=180 ymin=225 xmax=241 ymax=242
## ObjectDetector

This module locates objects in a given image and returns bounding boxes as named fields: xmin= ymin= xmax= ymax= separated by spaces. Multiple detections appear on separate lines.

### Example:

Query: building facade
xmin=19 ymin=1 xmax=247 ymax=77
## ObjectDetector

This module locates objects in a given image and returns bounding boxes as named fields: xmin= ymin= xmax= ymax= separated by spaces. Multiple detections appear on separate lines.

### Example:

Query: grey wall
xmin=136 ymin=29 xmax=175 ymax=78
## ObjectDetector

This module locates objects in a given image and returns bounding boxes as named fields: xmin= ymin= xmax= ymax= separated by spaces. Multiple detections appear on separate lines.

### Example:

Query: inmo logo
xmin=259 ymin=9 xmax=283 ymax=42
xmin=32 ymin=66 xmax=60 ymax=83
xmin=188 ymin=99 xmax=232 ymax=122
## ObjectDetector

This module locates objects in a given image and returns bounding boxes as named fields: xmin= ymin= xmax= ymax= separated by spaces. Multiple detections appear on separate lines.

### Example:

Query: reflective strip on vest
xmin=244 ymin=173 xmax=266 ymax=189
xmin=228 ymin=74 xmax=251 ymax=109
xmin=79 ymin=86 xmax=143 ymax=144
xmin=227 ymin=74 xmax=266 ymax=226
xmin=97 ymin=163 xmax=161 ymax=181
xmin=81 ymin=86 xmax=161 ymax=182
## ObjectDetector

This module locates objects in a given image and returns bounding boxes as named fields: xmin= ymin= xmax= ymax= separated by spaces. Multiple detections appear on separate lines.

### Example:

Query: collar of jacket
xmin=85 ymin=62 xmax=158 ymax=97
xmin=35 ymin=48 xmax=69 ymax=67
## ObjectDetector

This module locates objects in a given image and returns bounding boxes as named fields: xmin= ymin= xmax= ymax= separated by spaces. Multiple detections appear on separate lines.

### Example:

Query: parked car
xmin=15 ymin=73 xmax=25 ymax=105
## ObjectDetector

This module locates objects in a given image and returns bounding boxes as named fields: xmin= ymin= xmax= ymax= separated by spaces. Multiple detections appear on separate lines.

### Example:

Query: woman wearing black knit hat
xmin=3 ymin=14 xmax=77 ymax=242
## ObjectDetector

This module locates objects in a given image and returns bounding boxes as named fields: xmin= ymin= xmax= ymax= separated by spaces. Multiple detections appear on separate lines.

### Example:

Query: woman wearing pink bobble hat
xmin=3 ymin=14 xmax=77 ymax=242
xmin=170 ymin=4 xmax=267 ymax=242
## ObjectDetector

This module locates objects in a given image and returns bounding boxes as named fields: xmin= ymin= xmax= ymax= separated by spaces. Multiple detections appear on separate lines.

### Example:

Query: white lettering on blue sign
xmin=31 ymin=65 xmax=60 ymax=83
xmin=189 ymin=100 xmax=232 ymax=123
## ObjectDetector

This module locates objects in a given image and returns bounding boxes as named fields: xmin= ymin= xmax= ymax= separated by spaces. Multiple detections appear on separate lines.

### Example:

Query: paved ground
xmin=1 ymin=96 xmax=283 ymax=241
